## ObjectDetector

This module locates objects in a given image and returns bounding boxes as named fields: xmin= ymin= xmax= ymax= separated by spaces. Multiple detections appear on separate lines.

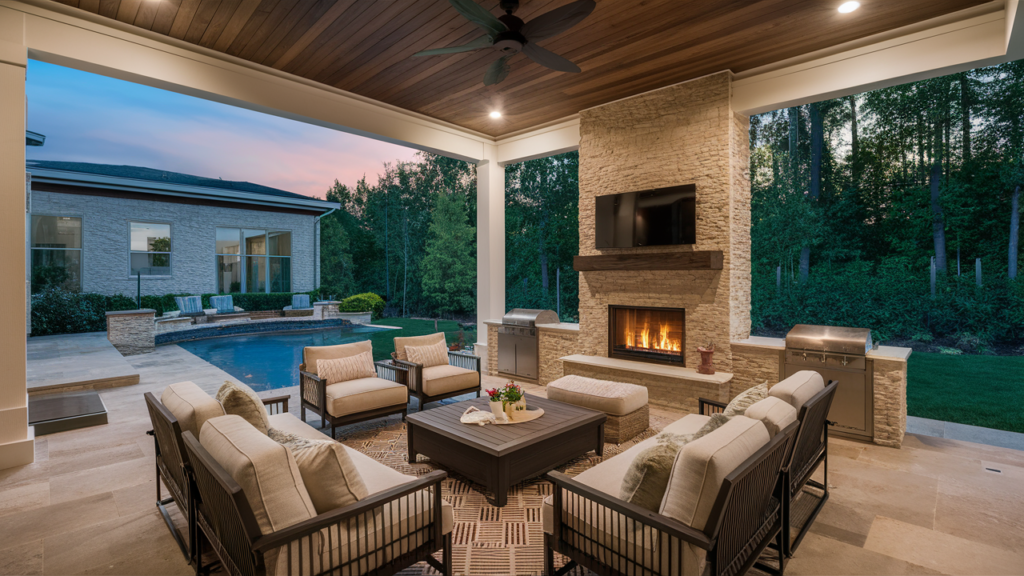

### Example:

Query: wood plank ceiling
xmin=58 ymin=0 xmax=989 ymax=136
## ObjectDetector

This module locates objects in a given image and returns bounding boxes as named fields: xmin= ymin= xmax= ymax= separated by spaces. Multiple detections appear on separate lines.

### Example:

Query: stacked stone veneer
xmin=730 ymin=344 xmax=783 ymax=397
xmin=562 ymin=361 xmax=730 ymax=414
xmin=577 ymin=72 xmax=751 ymax=373
xmin=873 ymin=359 xmax=907 ymax=447
xmin=486 ymin=323 xmax=582 ymax=385
xmin=106 ymin=309 xmax=155 ymax=356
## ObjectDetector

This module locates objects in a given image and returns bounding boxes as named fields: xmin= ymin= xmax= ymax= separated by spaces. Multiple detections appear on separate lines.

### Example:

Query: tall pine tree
xmin=421 ymin=190 xmax=476 ymax=317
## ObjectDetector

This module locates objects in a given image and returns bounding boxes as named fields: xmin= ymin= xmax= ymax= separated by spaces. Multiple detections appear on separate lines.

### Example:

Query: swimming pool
xmin=178 ymin=325 xmax=395 ymax=392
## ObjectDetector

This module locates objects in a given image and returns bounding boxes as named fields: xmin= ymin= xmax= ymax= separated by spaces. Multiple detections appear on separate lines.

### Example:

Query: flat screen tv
xmin=595 ymin=184 xmax=696 ymax=248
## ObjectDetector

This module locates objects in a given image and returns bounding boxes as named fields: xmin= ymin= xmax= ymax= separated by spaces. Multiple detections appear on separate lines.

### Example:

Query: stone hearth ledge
xmin=560 ymin=354 xmax=732 ymax=414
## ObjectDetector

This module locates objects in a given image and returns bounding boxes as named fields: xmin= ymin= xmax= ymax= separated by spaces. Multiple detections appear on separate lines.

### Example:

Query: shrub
xmin=339 ymin=292 xmax=385 ymax=320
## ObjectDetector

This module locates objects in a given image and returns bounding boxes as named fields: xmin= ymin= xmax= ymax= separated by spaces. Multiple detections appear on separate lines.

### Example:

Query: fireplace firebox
xmin=608 ymin=305 xmax=685 ymax=366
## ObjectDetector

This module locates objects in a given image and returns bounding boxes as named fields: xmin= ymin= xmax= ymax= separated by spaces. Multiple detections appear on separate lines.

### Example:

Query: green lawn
xmin=907 ymin=352 xmax=1024 ymax=434
xmin=367 ymin=318 xmax=476 ymax=362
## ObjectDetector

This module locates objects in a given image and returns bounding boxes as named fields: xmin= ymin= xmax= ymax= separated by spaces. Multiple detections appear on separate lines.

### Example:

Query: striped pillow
xmin=406 ymin=341 xmax=449 ymax=368
xmin=317 ymin=351 xmax=375 ymax=384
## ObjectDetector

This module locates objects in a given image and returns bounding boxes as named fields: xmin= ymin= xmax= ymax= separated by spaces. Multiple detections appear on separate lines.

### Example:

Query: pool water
xmin=178 ymin=325 xmax=394 ymax=392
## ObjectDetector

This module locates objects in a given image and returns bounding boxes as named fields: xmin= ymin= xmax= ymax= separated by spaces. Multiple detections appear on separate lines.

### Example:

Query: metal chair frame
xmin=385 ymin=350 xmax=482 ymax=411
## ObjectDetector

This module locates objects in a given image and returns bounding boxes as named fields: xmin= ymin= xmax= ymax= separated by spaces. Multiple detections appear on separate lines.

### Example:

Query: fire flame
xmin=623 ymin=317 xmax=680 ymax=353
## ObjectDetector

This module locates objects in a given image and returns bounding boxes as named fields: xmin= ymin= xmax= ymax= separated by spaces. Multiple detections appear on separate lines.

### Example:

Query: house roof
xmin=26 ymin=160 xmax=339 ymax=213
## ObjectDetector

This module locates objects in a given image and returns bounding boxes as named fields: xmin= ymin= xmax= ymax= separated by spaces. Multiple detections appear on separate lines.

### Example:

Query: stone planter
xmin=504 ymin=398 xmax=527 ymax=420
xmin=697 ymin=347 xmax=716 ymax=375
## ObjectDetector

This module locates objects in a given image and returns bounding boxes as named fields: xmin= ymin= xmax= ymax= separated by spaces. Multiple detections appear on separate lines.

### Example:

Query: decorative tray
xmin=494 ymin=407 xmax=544 ymax=425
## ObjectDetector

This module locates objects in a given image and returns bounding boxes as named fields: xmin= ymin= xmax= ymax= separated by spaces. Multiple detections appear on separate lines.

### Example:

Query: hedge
xmin=338 ymin=292 xmax=385 ymax=320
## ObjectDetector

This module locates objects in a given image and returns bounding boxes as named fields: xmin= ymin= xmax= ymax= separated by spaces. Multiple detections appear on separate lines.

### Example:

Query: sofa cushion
xmin=619 ymin=414 xmax=729 ymax=511
xmin=770 ymin=370 xmax=825 ymax=411
xmin=547 ymin=375 xmax=648 ymax=416
xmin=421 ymin=364 xmax=479 ymax=397
xmin=723 ymin=382 xmax=768 ymax=417
xmin=744 ymin=397 xmax=798 ymax=437
xmin=216 ymin=381 xmax=271 ymax=434
xmin=199 ymin=415 xmax=317 ymax=535
xmin=267 ymin=413 xmax=333 ymax=442
xmin=660 ymin=416 xmax=770 ymax=531
xmin=269 ymin=429 xmax=367 ymax=514
xmin=303 ymin=340 xmax=373 ymax=376
xmin=317 ymin=351 xmax=376 ymax=385
xmin=325 ymin=377 xmax=408 ymax=418
xmin=661 ymin=414 xmax=711 ymax=436
xmin=405 ymin=341 xmax=449 ymax=368
xmin=161 ymin=381 xmax=224 ymax=439
xmin=393 ymin=332 xmax=445 ymax=362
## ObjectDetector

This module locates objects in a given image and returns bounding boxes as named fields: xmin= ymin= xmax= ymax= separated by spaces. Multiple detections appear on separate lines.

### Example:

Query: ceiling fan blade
xmin=413 ymin=35 xmax=492 ymax=57
xmin=484 ymin=55 xmax=512 ymax=86
xmin=448 ymin=0 xmax=507 ymax=38
xmin=521 ymin=0 xmax=595 ymax=42
xmin=522 ymin=43 xmax=580 ymax=73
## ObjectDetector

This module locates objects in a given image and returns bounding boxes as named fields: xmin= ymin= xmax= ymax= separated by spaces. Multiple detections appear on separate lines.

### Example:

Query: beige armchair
xmin=386 ymin=332 xmax=481 ymax=411
xmin=299 ymin=340 xmax=409 ymax=437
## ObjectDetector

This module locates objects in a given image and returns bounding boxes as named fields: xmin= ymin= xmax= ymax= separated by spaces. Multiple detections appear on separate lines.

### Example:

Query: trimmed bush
xmin=339 ymin=292 xmax=385 ymax=320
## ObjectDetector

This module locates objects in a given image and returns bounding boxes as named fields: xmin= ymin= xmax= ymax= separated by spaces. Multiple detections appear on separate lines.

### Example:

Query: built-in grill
xmin=497 ymin=309 xmax=559 ymax=380
xmin=784 ymin=324 xmax=874 ymax=441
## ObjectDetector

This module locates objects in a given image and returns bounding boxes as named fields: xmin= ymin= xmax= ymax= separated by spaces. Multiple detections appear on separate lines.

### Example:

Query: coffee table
xmin=406 ymin=395 xmax=607 ymax=507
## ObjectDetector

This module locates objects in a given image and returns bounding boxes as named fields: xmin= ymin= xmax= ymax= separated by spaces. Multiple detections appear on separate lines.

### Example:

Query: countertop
xmin=731 ymin=336 xmax=912 ymax=362
xmin=483 ymin=319 xmax=581 ymax=334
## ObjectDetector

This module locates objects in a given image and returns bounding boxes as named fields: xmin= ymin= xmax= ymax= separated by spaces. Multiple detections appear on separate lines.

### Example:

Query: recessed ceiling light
xmin=838 ymin=1 xmax=860 ymax=13
xmin=489 ymin=111 xmax=502 ymax=119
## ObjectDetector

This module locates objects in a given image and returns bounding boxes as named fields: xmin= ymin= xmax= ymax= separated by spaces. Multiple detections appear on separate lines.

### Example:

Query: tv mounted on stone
xmin=595 ymin=184 xmax=696 ymax=248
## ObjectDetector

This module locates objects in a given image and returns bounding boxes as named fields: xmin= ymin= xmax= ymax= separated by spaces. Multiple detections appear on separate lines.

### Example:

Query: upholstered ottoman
xmin=547 ymin=375 xmax=649 ymax=443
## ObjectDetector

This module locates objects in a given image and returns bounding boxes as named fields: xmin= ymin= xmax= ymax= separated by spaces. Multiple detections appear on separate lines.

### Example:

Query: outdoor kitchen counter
xmin=484 ymin=320 xmax=582 ymax=385
xmin=482 ymin=319 xmax=580 ymax=333
xmin=731 ymin=336 xmax=911 ymax=448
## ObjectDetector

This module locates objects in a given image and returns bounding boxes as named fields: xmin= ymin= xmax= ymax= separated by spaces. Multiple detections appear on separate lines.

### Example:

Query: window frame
xmin=30 ymin=214 xmax=84 ymax=292
xmin=128 ymin=220 xmax=173 ymax=278
xmin=214 ymin=226 xmax=292 ymax=294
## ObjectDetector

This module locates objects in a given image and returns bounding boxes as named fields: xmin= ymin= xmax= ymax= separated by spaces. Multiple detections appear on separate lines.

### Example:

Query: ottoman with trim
xmin=547 ymin=375 xmax=649 ymax=443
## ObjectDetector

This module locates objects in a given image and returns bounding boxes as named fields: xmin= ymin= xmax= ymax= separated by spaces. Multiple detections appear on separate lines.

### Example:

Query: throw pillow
xmin=406 ymin=341 xmax=449 ymax=368
xmin=269 ymin=429 xmax=368 ymax=514
xmin=619 ymin=414 xmax=730 ymax=511
xmin=723 ymin=382 xmax=769 ymax=418
xmin=216 ymin=381 xmax=271 ymax=435
xmin=317 ymin=351 xmax=376 ymax=385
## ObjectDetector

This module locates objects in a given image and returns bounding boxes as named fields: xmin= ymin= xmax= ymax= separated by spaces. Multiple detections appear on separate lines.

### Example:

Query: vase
xmin=697 ymin=347 xmax=715 ymax=375
xmin=489 ymin=400 xmax=507 ymax=423
xmin=504 ymin=398 xmax=527 ymax=421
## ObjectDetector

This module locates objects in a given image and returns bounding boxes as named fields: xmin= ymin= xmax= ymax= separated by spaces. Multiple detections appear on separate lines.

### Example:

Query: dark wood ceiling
xmin=57 ymin=0 xmax=988 ymax=136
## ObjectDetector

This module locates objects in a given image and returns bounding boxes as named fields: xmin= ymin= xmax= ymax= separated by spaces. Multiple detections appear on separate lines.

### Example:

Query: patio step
xmin=29 ymin=390 xmax=108 ymax=436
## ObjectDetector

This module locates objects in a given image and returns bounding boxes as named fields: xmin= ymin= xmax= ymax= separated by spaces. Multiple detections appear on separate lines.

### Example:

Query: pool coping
xmin=156 ymin=318 xmax=400 ymax=345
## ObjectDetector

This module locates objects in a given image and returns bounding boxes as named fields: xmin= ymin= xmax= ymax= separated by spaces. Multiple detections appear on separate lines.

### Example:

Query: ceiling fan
xmin=413 ymin=0 xmax=596 ymax=86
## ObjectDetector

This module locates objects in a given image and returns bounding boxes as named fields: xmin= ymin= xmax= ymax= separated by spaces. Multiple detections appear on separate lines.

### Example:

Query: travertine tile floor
xmin=2 ymin=343 xmax=1023 ymax=575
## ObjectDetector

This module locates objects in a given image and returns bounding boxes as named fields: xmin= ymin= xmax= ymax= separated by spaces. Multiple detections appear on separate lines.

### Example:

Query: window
xmin=216 ymin=227 xmax=291 ymax=293
xmin=31 ymin=215 xmax=82 ymax=292
xmin=130 ymin=222 xmax=172 ymax=276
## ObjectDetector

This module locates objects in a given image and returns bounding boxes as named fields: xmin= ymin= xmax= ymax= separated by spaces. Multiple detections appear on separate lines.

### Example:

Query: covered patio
xmin=1 ymin=1 xmax=1023 ymax=575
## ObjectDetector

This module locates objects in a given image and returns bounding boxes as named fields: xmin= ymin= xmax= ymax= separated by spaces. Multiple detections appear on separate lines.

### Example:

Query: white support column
xmin=475 ymin=144 xmax=505 ymax=365
xmin=0 ymin=6 xmax=32 ymax=470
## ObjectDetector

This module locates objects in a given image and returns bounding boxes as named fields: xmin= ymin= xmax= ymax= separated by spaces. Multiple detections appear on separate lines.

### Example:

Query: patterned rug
xmin=332 ymin=412 xmax=677 ymax=576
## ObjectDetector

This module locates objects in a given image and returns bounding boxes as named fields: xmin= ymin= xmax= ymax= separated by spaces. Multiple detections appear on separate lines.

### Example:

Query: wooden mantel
xmin=573 ymin=251 xmax=724 ymax=271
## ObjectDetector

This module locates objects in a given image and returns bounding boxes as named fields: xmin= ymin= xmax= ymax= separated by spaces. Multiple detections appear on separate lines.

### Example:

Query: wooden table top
xmin=406 ymin=396 xmax=606 ymax=458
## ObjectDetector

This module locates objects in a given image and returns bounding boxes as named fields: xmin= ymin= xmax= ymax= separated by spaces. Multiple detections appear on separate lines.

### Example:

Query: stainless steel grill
xmin=784 ymin=324 xmax=874 ymax=441
xmin=497 ymin=309 xmax=559 ymax=380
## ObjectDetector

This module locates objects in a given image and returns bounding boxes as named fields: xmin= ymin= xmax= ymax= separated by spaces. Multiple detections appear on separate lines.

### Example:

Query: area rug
xmin=332 ymin=412 xmax=676 ymax=576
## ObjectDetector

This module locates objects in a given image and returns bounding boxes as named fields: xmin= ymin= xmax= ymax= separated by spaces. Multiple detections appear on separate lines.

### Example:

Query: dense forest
xmin=319 ymin=61 xmax=1023 ymax=347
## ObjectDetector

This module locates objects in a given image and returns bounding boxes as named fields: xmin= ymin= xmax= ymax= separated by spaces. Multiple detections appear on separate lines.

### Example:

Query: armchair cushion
xmin=405 ymin=341 xmax=449 ymax=368
xmin=744 ymin=396 xmax=798 ymax=438
xmin=660 ymin=416 xmax=770 ymax=531
xmin=216 ymin=381 xmax=271 ymax=434
xmin=770 ymin=370 xmax=825 ymax=411
xmin=317 ymin=351 xmax=376 ymax=384
xmin=303 ymin=340 xmax=373 ymax=376
xmin=722 ymin=382 xmax=768 ymax=417
xmin=393 ymin=332 xmax=445 ymax=362
xmin=199 ymin=415 xmax=317 ymax=535
xmin=161 ymin=381 xmax=224 ymax=439
xmin=325 ymin=377 xmax=408 ymax=418
xmin=269 ymin=429 xmax=368 ymax=514
xmin=420 ymin=364 xmax=479 ymax=397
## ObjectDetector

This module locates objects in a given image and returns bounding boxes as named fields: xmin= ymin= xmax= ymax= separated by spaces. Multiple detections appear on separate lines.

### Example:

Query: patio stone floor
xmin=27 ymin=332 xmax=139 ymax=394
xmin=2 ymin=342 xmax=1023 ymax=575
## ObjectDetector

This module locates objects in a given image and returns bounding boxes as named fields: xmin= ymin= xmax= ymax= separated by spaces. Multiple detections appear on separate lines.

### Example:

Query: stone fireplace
xmin=608 ymin=305 xmax=685 ymax=366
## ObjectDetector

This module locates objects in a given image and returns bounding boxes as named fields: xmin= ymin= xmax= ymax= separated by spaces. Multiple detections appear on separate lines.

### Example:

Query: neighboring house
xmin=27 ymin=160 xmax=339 ymax=297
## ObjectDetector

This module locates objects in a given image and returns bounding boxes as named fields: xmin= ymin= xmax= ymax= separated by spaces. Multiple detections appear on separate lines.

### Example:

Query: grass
xmin=367 ymin=318 xmax=476 ymax=362
xmin=907 ymin=352 xmax=1024 ymax=434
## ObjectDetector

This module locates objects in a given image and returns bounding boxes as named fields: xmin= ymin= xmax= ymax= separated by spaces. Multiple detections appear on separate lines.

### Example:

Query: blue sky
xmin=26 ymin=60 xmax=418 ymax=198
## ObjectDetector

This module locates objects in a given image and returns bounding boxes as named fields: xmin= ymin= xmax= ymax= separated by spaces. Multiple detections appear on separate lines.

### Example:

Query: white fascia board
xmin=1007 ymin=0 xmax=1024 ymax=57
xmin=2 ymin=1 xmax=492 ymax=162
xmin=495 ymin=117 xmax=580 ymax=165
xmin=28 ymin=167 xmax=340 ymax=212
xmin=733 ymin=5 xmax=1014 ymax=115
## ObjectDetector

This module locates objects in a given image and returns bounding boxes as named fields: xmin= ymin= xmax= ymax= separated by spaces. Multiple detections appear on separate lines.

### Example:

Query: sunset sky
xmin=25 ymin=60 xmax=419 ymax=199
